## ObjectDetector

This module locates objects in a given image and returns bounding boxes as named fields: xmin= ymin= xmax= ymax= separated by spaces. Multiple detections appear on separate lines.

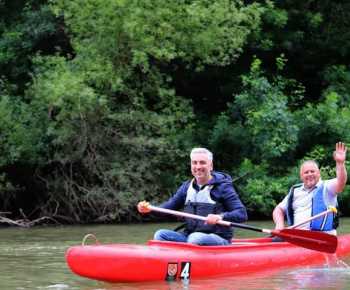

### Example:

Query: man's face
xmin=299 ymin=163 xmax=321 ymax=190
xmin=191 ymin=153 xmax=213 ymax=184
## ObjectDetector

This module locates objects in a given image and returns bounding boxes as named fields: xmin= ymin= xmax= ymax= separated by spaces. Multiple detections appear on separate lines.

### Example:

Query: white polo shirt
xmin=278 ymin=179 xmax=337 ymax=229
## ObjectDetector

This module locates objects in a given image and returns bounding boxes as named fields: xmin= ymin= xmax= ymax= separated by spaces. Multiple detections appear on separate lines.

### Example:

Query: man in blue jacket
xmin=138 ymin=148 xmax=248 ymax=246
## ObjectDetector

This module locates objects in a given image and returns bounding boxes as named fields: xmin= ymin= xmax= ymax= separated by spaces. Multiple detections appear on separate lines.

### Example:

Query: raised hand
xmin=333 ymin=142 xmax=347 ymax=163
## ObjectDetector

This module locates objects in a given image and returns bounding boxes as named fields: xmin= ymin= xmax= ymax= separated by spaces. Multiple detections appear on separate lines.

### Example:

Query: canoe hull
xmin=66 ymin=234 xmax=350 ymax=283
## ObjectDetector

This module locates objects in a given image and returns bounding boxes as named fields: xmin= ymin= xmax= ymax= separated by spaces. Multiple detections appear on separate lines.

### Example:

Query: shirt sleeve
xmin=323 ymin=179 xmax=338 ymax=207
xmin=277 ymin=195 xmax=289 ymax=212
xmin=219 ymin=184 xmax=248 ymax=223
xmin=150 ymin=181 xmax=189 ymax=218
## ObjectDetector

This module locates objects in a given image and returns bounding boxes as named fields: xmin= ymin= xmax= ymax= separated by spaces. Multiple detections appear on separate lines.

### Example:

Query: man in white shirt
xmin=273 ymin=142 xmax=347 ymax=234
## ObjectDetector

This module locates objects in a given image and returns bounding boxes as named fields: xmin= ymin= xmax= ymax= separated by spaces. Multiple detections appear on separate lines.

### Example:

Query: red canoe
xmin=66 ymin=234 xmax=350 ymax=283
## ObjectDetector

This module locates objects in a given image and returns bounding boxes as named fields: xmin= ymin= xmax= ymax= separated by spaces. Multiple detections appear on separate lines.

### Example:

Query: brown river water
xmin=1 ymin=219 xmax=350 ymax=289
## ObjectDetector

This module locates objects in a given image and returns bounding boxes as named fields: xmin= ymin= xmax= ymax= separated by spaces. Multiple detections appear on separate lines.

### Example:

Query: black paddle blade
xmin=271 ymin=229 xmax=338 ymax=254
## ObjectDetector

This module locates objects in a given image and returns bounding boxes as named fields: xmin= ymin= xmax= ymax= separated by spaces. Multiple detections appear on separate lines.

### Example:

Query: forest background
xmin=1 ymin=0 xmax=350 ymax=226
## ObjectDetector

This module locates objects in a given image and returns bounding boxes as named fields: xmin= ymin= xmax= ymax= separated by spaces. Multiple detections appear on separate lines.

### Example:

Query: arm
xmin=138 ymin=181 xmax=189 ymax=216
xmin=217 ymin=184 xmax=248 ymax=223
xmin=273 ymin=206 xmax=286 ymax=230
xmin=332 ymin=142 xmax=348 ymax=194
xmin=205 ymin=184 xmax=247 ymax=225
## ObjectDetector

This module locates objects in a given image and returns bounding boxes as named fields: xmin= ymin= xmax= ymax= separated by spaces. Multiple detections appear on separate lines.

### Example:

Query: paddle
xmin=288 ymin=206 xmax=337 ymax=229
xmin=146 ymin=204 xmax=338 ymax=254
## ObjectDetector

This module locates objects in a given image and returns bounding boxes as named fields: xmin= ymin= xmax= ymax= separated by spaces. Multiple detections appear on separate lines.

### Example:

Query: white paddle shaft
xmin=288 ymin=207 xmax=336 ymax=229
xmin=147 ymin=205 xmax=232 ymax=226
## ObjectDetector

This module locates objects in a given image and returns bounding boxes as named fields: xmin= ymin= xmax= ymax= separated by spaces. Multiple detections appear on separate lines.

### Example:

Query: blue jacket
xmin=154 ymin=172 xmax=248 ymax=239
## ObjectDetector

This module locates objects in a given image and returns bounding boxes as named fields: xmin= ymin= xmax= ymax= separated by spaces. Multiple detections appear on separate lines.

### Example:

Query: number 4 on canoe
xmin=146 ymin=205 xmax=338 ymax=254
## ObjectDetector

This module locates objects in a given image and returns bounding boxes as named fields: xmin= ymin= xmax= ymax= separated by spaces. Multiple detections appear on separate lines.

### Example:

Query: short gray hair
xmin=190 ymin=148 xmax=213 ymax=162
xmin=300 ymin=160 xmax=319 ymax=173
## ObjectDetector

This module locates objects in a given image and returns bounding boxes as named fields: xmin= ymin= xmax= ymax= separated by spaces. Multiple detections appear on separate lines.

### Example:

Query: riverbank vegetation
xmin=1 ymin=0 xmax=349 ymax=226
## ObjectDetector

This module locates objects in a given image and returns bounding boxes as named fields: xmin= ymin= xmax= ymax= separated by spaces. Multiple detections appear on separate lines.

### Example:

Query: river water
xmin=1 ymin=219 xmax=350 ymax=289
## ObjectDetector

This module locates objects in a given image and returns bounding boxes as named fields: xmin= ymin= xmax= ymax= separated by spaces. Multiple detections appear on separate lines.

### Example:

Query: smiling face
xmin=299 ymin=161 xmax=321 ymax=190
xmin=191 ymin=152 xmax=213 ymax=185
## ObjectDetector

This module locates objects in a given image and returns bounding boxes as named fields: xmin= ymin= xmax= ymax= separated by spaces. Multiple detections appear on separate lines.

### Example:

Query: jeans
xmin=154 ymin=229 xmax=231 ymax=246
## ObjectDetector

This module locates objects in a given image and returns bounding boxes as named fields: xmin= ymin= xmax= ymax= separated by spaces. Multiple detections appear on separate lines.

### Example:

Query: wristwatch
xmin=220 ymin=213 xmax=225 ymax=220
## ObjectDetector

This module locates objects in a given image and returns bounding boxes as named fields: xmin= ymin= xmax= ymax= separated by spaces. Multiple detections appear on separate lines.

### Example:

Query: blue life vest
xmin=286 ymin=181 xmax=334 ymax=231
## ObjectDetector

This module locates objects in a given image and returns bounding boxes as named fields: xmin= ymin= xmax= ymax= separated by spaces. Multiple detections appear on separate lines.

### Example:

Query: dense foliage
xmin=0 ymin=0 xmax=349 ymax=225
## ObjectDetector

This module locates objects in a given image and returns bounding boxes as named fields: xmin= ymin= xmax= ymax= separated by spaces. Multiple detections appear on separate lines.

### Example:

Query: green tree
xmin=0 ymin=0 xmax=266 ymax=222
xmin=2 ymin=0 xmax=349 ymax=223
xmin=231 ymin=55 xmax=301 ymax=159
xmin=0 ymin=1 xmax=71 ymax=95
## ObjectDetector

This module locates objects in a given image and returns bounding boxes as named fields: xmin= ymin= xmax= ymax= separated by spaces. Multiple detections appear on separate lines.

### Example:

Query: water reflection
xmin=79 ymin=266 xmax=350 ymax=290
xmin=0 ymin=220 xmax=350 ymax=289
xmin=283 ymin=268 xmax=350 ymax=289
